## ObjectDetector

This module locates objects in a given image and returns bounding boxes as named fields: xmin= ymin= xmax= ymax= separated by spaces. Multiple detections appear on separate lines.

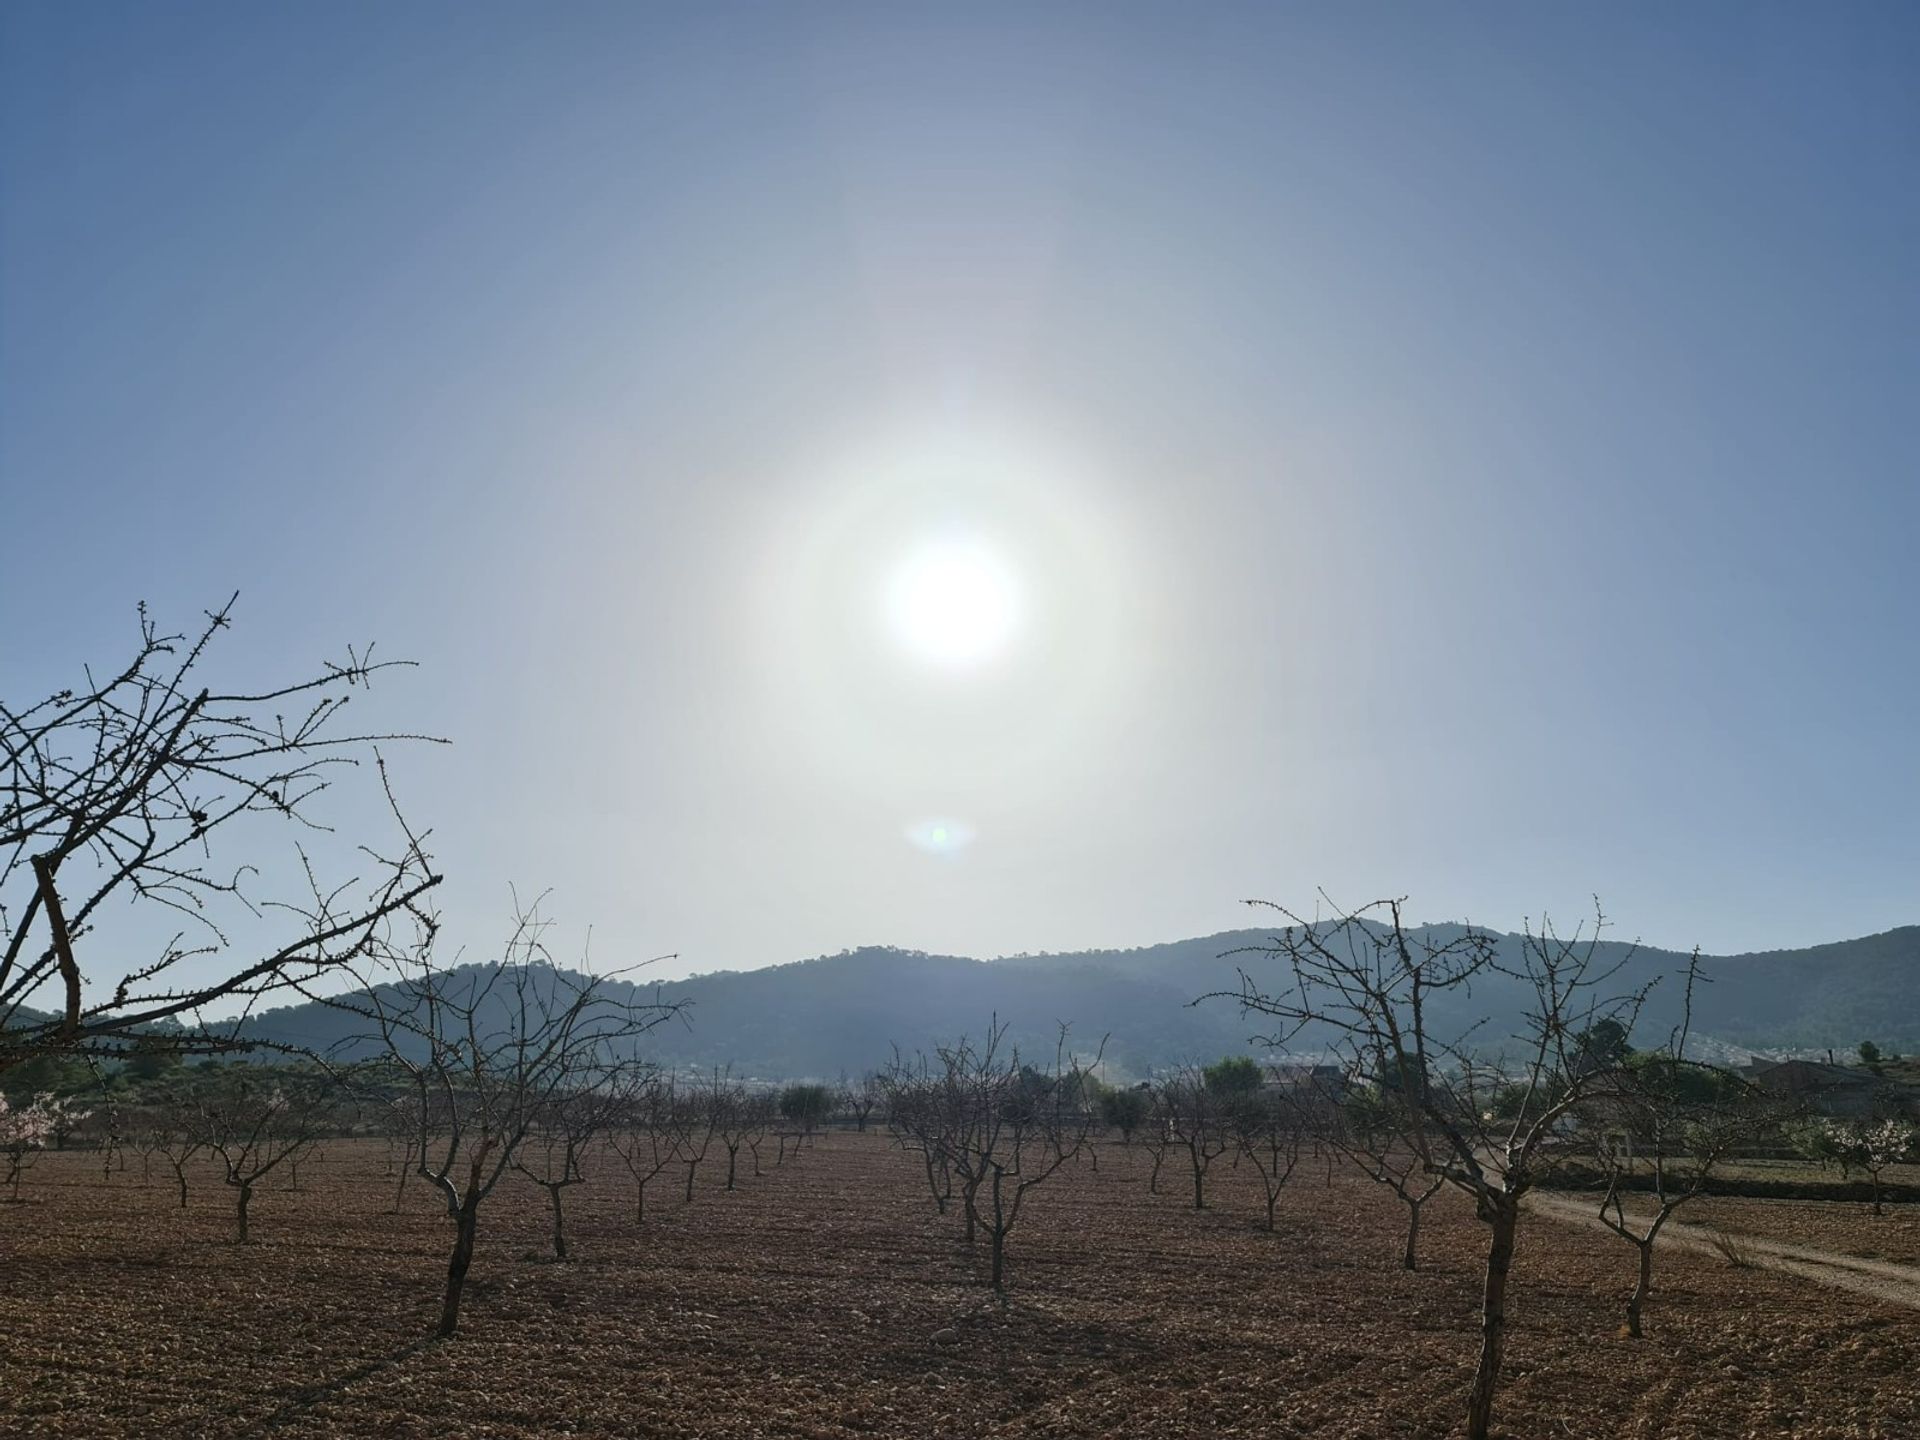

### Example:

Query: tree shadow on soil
xmin=233 ymin=1336 xmax=442 ymax=1434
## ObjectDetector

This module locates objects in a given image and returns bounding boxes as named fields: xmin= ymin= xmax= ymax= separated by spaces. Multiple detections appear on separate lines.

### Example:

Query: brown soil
xmin=2 ymin=1135 xmax=1916 ymax=1438
xmin=1527 ymin=1188 xmax=1920 ymax=1312
xmin=1679 ymin=1194 xmax=1920 ymax=1268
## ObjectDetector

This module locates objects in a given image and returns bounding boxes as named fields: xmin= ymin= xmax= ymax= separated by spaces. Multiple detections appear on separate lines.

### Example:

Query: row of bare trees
xmin=857 ymin=902 xmax=1796 ymax=1440
xmin=34 ymin=1050 xmax=819 ymax=1275
xmin=605 ymin=1067 xmax=829 ymax=1223
xmin=2 ymin=1071 xmax=337 ymax=1232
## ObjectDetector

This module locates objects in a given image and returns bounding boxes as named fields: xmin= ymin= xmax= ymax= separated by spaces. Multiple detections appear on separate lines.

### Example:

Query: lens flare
xmin=905 ymin=817 xmax=976 ymax=855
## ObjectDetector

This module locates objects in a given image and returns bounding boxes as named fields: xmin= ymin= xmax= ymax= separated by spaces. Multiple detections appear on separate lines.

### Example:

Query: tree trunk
xmin=683 ymin=1159 xmax=700 ymax=1202
xmin=1190 ymin=1148 xmax=1206 ymax=1210
xmin=1402 ymin=1197 xmax=1423 ymax=1271
xmin=440 ymin=1198 xmax=481 ymax=1337
xmin=1265 ymin=1189 xmax=1278 ymax=1231
xmin=1626 ymin=1239 xmax=1653 ymax=1338
xmin=548 ymin=1184 xmax=568 ymax=1260
xmin=635 ymin=1178 xmax=649 ymax=1225
xmin=989 ymin=1171 xmax=1007 ymax=1291
xmin=1465 ymin=1194 xmax=1518 ymax=1440
xmin=235 ymin=1180 xmax=252 ymax=1244
xmin=173 ymin=1161 xmax=189 ymax=1209
xmin=725 ymin=1145 xmax=738 ymax=1191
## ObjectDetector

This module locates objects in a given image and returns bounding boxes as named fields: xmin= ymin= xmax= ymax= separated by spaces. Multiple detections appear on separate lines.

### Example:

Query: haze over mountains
xmin=241 ymin=924 xmax=1920 ymax=1080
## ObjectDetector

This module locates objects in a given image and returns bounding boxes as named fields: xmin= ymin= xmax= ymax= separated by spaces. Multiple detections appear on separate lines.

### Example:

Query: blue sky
xmin=3 ymin=3 xmax=1916 ymax=981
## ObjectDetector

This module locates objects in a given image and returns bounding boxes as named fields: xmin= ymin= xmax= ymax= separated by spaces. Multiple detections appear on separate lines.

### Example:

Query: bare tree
xmin=744 ymin=1092 xmax=781 ymax=1174
xmin=842 ymin=1071 xmax=882 ymax=1132
xmin=328 ymin=900 xmax=678 ymax=1336
xmin=1155 ymin=1068 xmax=1232 ymax=1210
xmin=881 ymin=1052 xmax=954 ymax=1215
xmin=79 ymin=1092 xmax=123 ymax=1186
xmin=606 ymin=1068 xmax=681 ymax=1224
xmin=140 ymin=1097 xmax=204 ymax=1208
xmin=672 ymin=1073 xmax=719 ymax=1202
xmin=1591 ymin=1084 xmax=1758 ymax=1337
xmin=513 ymin=1079 xmax=625 ymax=1260
xmin=1333 ymin=1108 xmax=1445 ymax=1272
xmin=370 ymin=1087 xmax=429 ymax=1213
xmin=780 ymin=1083 xmax=833 ymax=1141
xmin=706 ymin=1072 xmax=761 ymax=1192
xmin=1232 ymin=1089 xmax=1306 ymax=1231
xmin=1207 ymin=896 xmax=1674 ymax=1440
xmin=1137 ymin=1094 xmax=1176 ymax=1195
xmin=924 ymin=1019 xmax=1104 ymax=1291
xmin=126 ymin=1104 xmax=159 ymax=1187
xmin=0 ymin=598 xmax=442 ymax=1074
xmin=1575 ymin=980 xmax=1769 ymax=1337
xmin=751 ymin=1096 xmax=777 ymax=1170
xmin=195 ymin=1069 xmax=333 ymax=1242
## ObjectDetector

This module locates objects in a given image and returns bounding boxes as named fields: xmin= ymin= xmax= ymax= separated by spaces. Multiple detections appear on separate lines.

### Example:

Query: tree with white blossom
xmin=1827 ymin=1118 xmax=1916 ymax=1216
xmin=1 ymin=1093 xmax=87 ymax=1201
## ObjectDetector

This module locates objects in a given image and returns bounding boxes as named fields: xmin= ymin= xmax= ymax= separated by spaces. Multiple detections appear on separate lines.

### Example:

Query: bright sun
xmin=884 ymin=537 xmax=1021 ymax=667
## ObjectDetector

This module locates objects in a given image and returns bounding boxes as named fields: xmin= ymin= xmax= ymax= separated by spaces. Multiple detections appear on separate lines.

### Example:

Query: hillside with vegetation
xmin=217 ymin=923 xmax=1920 ymax=1080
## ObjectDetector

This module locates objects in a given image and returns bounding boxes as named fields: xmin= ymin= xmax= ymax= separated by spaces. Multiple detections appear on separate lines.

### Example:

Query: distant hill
xmin=232 ymin=923 xmax=1920 ymax=1081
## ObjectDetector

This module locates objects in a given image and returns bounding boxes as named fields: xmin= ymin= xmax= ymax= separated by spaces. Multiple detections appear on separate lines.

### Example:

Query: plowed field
xmin=2 ymin=1135 xmax=1915 ymax=1438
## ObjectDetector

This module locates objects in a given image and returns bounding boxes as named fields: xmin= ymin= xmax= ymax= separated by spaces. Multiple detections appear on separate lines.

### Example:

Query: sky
xmin=3 ymin=3 xmax=1917 ymax=987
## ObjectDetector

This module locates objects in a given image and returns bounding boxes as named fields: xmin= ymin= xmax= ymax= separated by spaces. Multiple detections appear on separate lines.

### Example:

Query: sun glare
xmin=884 ymin=538 xmax=1020 ymax=667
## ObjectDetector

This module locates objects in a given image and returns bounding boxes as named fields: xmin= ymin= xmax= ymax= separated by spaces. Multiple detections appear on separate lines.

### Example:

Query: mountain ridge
xmin=232 ymin=922 xmax=1920 ymax=1079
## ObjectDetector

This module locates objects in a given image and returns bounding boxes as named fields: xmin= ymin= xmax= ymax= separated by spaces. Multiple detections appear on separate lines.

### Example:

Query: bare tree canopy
xmin=1 ymin=597 xmax=443 ymax=1068
xmin=326 ymin=898 xmax=678 ymax=1335
xmin=606 ymin=1067 xmax=682 ymax=1224
xmin=195 ymin=1068 xmax=336 ymax=1244
xmin=882 ymin=1017 xmax=1104 ymax=1291
xmin=1204 ymin=895 xmax=1700 ymax=1440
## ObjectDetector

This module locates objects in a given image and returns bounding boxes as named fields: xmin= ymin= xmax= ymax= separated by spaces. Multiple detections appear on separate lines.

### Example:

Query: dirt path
xmin=1525 ymin=1188 xmax=1920 ymax=1311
